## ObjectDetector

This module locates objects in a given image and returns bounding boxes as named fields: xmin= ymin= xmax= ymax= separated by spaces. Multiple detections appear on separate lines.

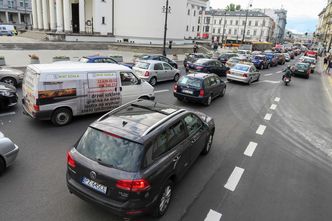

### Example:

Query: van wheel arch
xmin=51 ymin=107 xmax=73 ymax=126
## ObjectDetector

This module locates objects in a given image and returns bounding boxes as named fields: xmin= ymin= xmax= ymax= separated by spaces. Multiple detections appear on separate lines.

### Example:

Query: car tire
xmin=174 ymin=73 xmax=180 ymax=82
xmin=201 ymin=133 xmax=214 ymax=155
xmin=256 ymin=75 xmax=260 ymax=82
xmin=260 ymin=64 xmax=264 ymax=70
xmin=205 ymin=95 xmax=212 ymax=106
xmin=152 ymin=180 xmax=173 ymax=218
xmin=1 ymin=77 xmax=17 ymax=87
xmin=248 ymin=78 xmax=252 ymax=85
xmin=149 ymin=77 xmax=157 ymax=86
xmin=0 ymin=156 xmax=5 ymax=174
xmin=220 ymin=86 xmax=226 ymax=97
xmin=51 ymin=108 xmax=73 ymax=126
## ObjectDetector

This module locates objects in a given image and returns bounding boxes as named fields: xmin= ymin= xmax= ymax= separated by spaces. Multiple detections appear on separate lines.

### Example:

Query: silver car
xmin=227 ymin=63 xmax=260 ymax=85
xmin=0 ymin=67 xmax=24 ymax=86
xmin=132 ymin=60 xmax=180 ymax=86
xmin=0 ymin=131 xmax=19 ymax=173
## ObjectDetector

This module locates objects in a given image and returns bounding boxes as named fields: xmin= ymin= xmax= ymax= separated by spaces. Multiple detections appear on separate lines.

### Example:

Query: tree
xmin=226 ymin=4 xmax=241 ymax=11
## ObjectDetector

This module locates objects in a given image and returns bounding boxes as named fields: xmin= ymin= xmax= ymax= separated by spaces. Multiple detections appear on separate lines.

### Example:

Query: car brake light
xmin=196 ymin=66 xmax=204 ymax=70
xmin=243 ymin=74 xmax=248 ymax=77
xmin=144 ymin=71 xmax=150 ymax=76
xmin=173 ymin=84 xmax=178 ymax=92
xmin=67 ymin=151 xmax=76 ymax=168
xmin=116 ymin=179 xmax=150 ymax=192
xmin=199 ymin=89 xmax=205 ymax=97
xmin=33 ymin=104 xmax=39 ymax=111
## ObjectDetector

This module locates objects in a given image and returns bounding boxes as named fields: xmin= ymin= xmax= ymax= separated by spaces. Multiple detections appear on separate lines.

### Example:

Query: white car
xmin=227 ymin=63 xmax=260 ymax=85
xmin=0 ymin=67 xmax=24 ymax=86
xmin=0 ymin=131 xmax=19 ymax=174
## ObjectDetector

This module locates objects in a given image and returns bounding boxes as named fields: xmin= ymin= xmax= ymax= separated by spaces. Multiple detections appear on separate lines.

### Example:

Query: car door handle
xmin=191 ymin=138 xmax=198 ymax=144
xmin=173 ymin=155 xmax=181 ymax=162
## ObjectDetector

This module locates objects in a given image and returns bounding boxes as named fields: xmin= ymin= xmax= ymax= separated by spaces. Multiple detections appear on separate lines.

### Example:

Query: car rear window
xmin=76 ymin=127 xmax=144 ymax=172
xmin=296 ymin=63 xmax=308 ymax=69
xmin=178 ymin=76 xmax=202 ymax=88
xmin=136 ymin=62 xmax=150 ymax=69
xmin=232 ymin=64 xmax=249 ymax=72
xmin=140 ymin=55 xmax=150 ymax=60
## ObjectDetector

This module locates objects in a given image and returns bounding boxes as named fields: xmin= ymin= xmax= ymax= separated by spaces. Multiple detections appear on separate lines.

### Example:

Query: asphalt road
xmin=1 ymin=57 xmax=332 ymax=221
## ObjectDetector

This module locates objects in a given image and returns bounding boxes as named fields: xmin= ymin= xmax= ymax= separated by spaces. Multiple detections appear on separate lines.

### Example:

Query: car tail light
xmin=173 ymin=84 xmax=178 ymax=92
xmin=67 ymin=151 xmax=76 ymax=168
xmin=243 ymin=74 xmax=248 ymax=77
xmin=199 ymin=89 xmax=205 ymax=97
xmin=33 ymin=104 xmax=39 ymax=111
xmin=116 ymin=179 xmax=150 ymax=192
xmin=196 ymin=66 xmax=204 ymax=70
xmin=144 ymin=71 xmax=150 ymax=76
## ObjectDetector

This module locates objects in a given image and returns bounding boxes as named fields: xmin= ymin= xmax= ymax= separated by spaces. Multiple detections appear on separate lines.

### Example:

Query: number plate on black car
xmin=182 ymin=89 xmax=193 ymax=94
xmin=82 ymin=177 xmax=107 ymax=194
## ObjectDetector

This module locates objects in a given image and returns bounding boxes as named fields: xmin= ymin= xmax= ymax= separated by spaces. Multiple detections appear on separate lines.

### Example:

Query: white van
xmin=22 ymin=63 xmax=155 ymax=126
xmin=0 ymin=25 xmax=16 ymax=35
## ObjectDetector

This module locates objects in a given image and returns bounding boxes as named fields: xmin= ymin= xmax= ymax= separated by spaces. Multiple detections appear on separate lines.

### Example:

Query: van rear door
xmin=22 ymin=68 xmax=39 ymax=117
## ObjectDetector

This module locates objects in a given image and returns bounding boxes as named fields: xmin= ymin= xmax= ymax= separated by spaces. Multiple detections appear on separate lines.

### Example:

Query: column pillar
xmin=36 ymin=0 xmax=43 ymax=30
xmin=49 ymin=0 xmax=56 ymax=31
xmin=18 ymin=12 xmax=22 ymax=24
xmin=79 ymin=0 xmax=85 ymax=33
xmin=63 ymin=0 xmax=71 ymax=32
xmin=5 ymin=11 xmax=9 ymax=23
xmin=55 ymin=0 xmax=63 ymax=32
xmin=42 ymin=0 xmax=49 ymax=30
xmin=31 ymin=0 xmax=38 ymax=29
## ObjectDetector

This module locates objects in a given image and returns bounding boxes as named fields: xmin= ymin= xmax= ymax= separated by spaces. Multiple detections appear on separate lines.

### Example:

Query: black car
xmin=0 ymin=83 xmax=17 ymax=109
xmin=66 ymin=99 xmax=215 ymax=218
xmin=184 ymin=53 xmax=209 ymax=71
xmin=189 ymin=59 xmax=230 ymax=77
xmin=218 ymin=53 xmax=238 ymax=64
xmin=173 ymin=73 xmax=226 ymax=106
xmin=139 ymin=55 xmax=178 ymax=69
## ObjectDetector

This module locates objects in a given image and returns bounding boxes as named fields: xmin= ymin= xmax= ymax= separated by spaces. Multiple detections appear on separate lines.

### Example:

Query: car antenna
xmin=122 ymin=121 xmax=128 ymax=127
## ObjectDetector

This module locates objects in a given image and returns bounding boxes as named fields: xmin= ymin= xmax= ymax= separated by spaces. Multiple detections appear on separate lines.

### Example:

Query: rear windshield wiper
xmin=96 ymin=158 xmax=115 ymax=168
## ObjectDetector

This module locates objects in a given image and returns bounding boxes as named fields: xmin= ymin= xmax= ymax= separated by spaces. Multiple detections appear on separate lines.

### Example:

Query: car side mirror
xmin=137 ymin=78 xmax=142 ymax=85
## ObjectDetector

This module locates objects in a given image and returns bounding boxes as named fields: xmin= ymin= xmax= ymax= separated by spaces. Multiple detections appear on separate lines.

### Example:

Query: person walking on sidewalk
xmin=193 ymin=43 xmax=198 ymax=53
xmin=328 ymin=57 xmax=332 ymax=75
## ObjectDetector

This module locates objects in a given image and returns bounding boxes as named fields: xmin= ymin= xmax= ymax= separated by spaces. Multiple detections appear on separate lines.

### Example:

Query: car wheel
xmin=248 ymin=78 xmax=252 ymax=85
xmin=174 ymin=73 xmax=180 ymax=82
xmin=51 ymin=108 xmax=73 ymax=126
xmin=201 ymin=133 xmax=214 ymax=155
xmin=0 ymin=156 xmax=5 ymax=174
xmin=220 ymin=86 xmax=226 ymax=97
xmin=149 ymin=77 xmax=157 ymax=86
xmin=260 ymin=64 xmax=264 ymax=70
xmin=1 ymin=77 xmax=17 ymax=86
xmin=256 ymin=75 xmax=260 ymax=82
xmin=152 ymin=180 xmax=173 ymax=218
xmin=205 ymin=95 xmax=212 ymax=106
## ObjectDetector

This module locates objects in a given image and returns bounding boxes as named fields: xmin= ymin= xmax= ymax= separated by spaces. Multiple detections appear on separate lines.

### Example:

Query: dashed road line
xmin=264 ymin=113 xmax=272 ymax=121
xmin=274 ymin=97 xmax=280 ymax=102
xmin=204 ymin=209 xmax=222 ymax=221
xmin=270 ymin=104 xmax=277 ymax=110
xmin=256 ymin=125 xmax=266 ymax=135
xmin=224 ymin=167 xmax=245 ymax=191
xmin=154 ymin=89 xmax=169 ymax=94
xmin=264 ymin=73 xmax=273 ymax=76
xmin=244 ymin=142 xmax=258 ymax=157
xmin=0 ymin=112 xmax=16 ymax=118
xmin=276 ymin=71 xmax=282 ymax=74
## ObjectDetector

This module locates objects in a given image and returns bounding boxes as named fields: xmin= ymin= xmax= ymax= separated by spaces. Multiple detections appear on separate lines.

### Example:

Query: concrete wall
xmin=93 ymin=0 xmax=113 ymax=35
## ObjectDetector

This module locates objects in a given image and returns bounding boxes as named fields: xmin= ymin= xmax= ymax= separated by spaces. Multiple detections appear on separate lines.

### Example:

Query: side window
xmin=168 ymin=121 xmax=187 ymax=148
xmin=215 ymin=77 xmax=221 ymax=84
xmin=163 ymin=63 xmax=173 ymax=70
xmin=105 ymin=58 xmax=116 ymax=63
xmin=120 ymin=72 xmax=138 ymax=86
xmin=209 ymin=77 xmax=217 ymax=86
xmin=204 ymin=78 xmax=211 ymax=88
xmin=152 ymin=130 xmax=169 ymax=159
xmin=154 ymin=63 xmax=164 ymax=70
xmin=160 ymin=57 xmax=168 ymax=62
xmin=252 ymin=66 xmax=257 ymax=72
xmin=184 ymin=114 xmax=203 ymax=136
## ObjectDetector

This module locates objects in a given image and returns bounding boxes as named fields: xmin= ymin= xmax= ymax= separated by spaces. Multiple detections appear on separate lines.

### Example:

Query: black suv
xmin=0 ymin=83 xmax=18 ymax=109
xmin=66 ymin=100 xmax=215 ymax=218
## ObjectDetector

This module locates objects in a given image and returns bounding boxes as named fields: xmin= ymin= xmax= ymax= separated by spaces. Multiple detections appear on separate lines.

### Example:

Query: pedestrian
xmin=193 ymin=43 xmax=198 ymax=53
xmin=328 ymin=58 xmax=332 ymax=75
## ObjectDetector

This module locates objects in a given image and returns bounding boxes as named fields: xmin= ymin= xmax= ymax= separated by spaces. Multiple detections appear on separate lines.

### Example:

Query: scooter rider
xmin=282 ymin=65 xmax=293 ymax=81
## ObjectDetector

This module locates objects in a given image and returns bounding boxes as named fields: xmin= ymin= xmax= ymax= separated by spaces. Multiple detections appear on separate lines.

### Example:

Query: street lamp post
xmin=162 ymin=0 xmax=171 ymax=56
xmin=241 ymin=1 xmax=253 ymax=44
xmin=24 ymin=0 xmax=27 ymax=29
xmin=221 ymin=11 xmax=227 ymax=47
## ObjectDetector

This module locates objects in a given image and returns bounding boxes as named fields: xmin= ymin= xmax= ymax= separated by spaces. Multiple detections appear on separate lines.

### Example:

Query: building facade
xmin=0 ymin=0 xmax=32 ymax=29
xmin=316 ymin=0 xmax=332 ymax=51
xmin=198 ymin=10 xmax=275 ymax=43
xmin=31 ymin=0 xmax=209 ymax=44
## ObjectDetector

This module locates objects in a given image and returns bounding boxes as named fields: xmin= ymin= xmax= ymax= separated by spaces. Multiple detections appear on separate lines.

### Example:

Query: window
xmin=120 ymin=72 xmax=138 ymax=86
xmin=219 ymin=19 xmax=222 ymax=25
xmin=197 ymin=26 xmax=200 ymax=32
xmin=262 ymin=20 xmax=266 ymax=26
xmin=184 ymin=114 xmax=203 ymax=136
xmin=218 ymin=28 xmax=221 ymax=34
xmin=242 ymin=21 xmax=246 ymax=26
xmin=186 ymin=25 xmax=189 ymax=31
xmin=208 ymin=77 xmax=217 ymax=86
xmin=206 ymin=17 xmax=210 ymax=24
xmin=20 ymin=0 xmax=23 ymax=7
xmin=163 ymin=63 xmax=173 ymax=70
xmin=102 ymin=17 xmax=105 ymax=24
xmin=235 ymin=20 xmax=239 ymax=25
xmin=198 ymin=17 xmax=201 ymax=24
xmin=230 ymin=20 xmax=233 ymax=25
xmin=192 ymin=26 xmax=195 ymax=32
xmin=154 ymin=63 xmax=163 ymax=71
xmin=253 ymin=30 xmax=257 ymax=36
xmin=234 ymin=29 xmax=237 ymax=35
xmin=188 ymin=9 xmax=190 ymax=15
xmin=205 ymin=26 xmax=209 ymax=32
xmin=228 ymin=29 xmax=232 ymax=34
xmin=168 ymin=121 xmax=187 ymax=148
xmin=160 ymin=56 xmax=169 ymax=63
xmin=214 ymin=20 xmax=216 ymax=25
xmin=247 ymin=30 xmax=250 ymax=35
xmin=255 ymin=21 xmax=258 ymax=26
xmin=213 ymin=28 xmax=216 ymax=33
xmin=216 ymin=77 xmax=221 ymax=84
xmin=241 ymin=29 xmax=244 ymax=35
xmin=194 ymin=10 xmax=196 ymax=16
xmin=248 ymin=21 xmax=252 ymax=26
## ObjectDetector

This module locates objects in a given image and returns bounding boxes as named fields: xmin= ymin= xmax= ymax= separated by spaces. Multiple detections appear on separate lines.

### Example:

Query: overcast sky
xmin=209 ymin=0 xmax=327 ymax=33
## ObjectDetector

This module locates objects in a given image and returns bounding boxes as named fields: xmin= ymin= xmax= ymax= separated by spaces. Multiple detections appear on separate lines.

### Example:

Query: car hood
xmin=0 ymin=67 xmax=23 ymax=76
xmin=0 ymin=131 xmax=4 ymax=138
xmin=0 ymin=82 xmax=16 ymax=92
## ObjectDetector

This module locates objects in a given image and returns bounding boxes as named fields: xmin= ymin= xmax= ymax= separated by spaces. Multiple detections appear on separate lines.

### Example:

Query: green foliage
xmin=226 ymin=3 xmax=241 ymax=11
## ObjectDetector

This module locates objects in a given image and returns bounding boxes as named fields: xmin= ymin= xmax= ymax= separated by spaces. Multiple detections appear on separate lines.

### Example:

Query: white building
xmin=31 ymin=0 xmax=209 ymax=44
xmin=0 ymin=0 xmax=32 ymax=29
xmin=198 ymin=10 xmax=275 ymax=43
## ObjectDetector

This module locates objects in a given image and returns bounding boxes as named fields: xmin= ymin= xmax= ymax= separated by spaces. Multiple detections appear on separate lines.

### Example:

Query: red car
xmin=305 ymin=50 xmax=317 ymax=59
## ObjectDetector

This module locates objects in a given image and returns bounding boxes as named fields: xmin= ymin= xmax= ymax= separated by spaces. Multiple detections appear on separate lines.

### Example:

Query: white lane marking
xmin=256 ymin=125 xmax=266 ymax=135
xmin=224 ymin=167 xmax=245 ymax=191
xmin=274 ymin=97 xmax=280 ymax=102
xmin=154 ymin=89 xmax=169 ymax=94
xmin=264 ymin=113 xmax=272 ymax=121
xmin=244 ymin=142 xmax=258 ymax=157
xmin=270 ymin=104 xmax=277 ymax=110
xmin=0 ymin=112 xmax=16 ymax=118
xmin=276 ymin=71 xmax=282 ymax=73
xmin=256 ymin=80 xmax=281 ymax=84
xmin=264 ymin=73 xmax=273 ymax=76
xmin=204 ymin=209 xmax=222 ymax=221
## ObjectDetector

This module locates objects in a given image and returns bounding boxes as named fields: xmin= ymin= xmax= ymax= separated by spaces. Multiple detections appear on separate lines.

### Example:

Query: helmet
xmin=287 ymin=65 xmax=291 ymax=69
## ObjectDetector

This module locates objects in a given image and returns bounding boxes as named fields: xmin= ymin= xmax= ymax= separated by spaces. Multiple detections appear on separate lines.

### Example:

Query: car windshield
xmin=230 ymin=58 xmax=240 ymax=62
xmin=195 ymin=59 xmax=209 ymax=65
xmin=135 ymin=62 xmax=150 ymax=69
xmin=296 ymin=63 xmax=308 ymax=69
xmin=79 ymin=57 xmax=89 ymax=63
xmin=304 ymin=58 xmax=315 ymax=64
xmin=254 ymin=56 xmax=264 ymax=60
xmin=195 ymin=54 xmax=207 ymax=58
xmin=179 ymin=76 xmax=202 ymax=88
xmin=76 ymin=127 xmax=144 ymax=172
xmin=232 ymin=64 xmax=249 ymax=72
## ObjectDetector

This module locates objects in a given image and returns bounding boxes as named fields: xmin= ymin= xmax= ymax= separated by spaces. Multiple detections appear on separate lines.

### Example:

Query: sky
xmin=209 ymin=0 xmax=327 ymax=34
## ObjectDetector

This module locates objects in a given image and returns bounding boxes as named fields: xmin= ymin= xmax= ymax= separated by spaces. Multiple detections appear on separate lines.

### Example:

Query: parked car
xmin=275 ymin=53 xmax=286 ymax=65
xmin=300 ymin=56 xmax=316 ymax=73
xmin=173 ymin=73 xmax=226 ymax=105
xmin=138 ymin=54 xmax=178 ymax=69
xmin=0 ymin=67 xmax=24 ymax=86
xmin=226 ymin=57 xmax=249 ymax=68
xmin=188 ymin=59 xmax=230 ymax=77
xmin=304 ymin=50 xmax=318 ymax=59
xmin=0 ymin=131 xmax=19 ymax=174
xmin=184 ymin=53 xmax=209 ymax=71
xmin=79 ymin=55 xmax=134 ymax=69
xmin=284 ymin=53 xmax=291 ymax=62
xmin=227 ymin=63 xmax=260 ymax=85
xmin=66 ymin=99 xmax=215 ymax=218
xmin=218 ymin=53 xmax=238 ymax=64
xmin=288 ymin=51 xmax=295 ymax=59
xmin=133 ymin=60 xmax=180 ymax=86
xmin=236 ymin=50 xmax=251 ymax=59
xmin=252 ymin=55 xmax=269 ymax=69
xmin=264 ymin=53 xmax=279 ymax=67
xmin=293 ymin=63 xmax=311 ymax=79
xmin=0 ymin=83 xmax=18 ymax=109
xmin=0 ymin=30 xmax=13 ymax=36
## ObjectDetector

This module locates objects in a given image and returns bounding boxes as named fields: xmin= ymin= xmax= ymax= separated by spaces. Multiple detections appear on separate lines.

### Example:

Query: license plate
xmin=82 ymin=177 xmax=107 ymax=194
xmin=182 ymin=89 xmax=193 ymax=94
xmin=298 ymin=70 xmax=304 ymax=72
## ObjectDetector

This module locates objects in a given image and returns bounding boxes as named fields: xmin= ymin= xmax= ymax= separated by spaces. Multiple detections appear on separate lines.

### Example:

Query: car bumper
xmin=227 ymin=75 xmax=250 ymax=83
xmin=4 ymin=144 xmax=19 ymax=167
xmin=174 ymin=92 xmax=207 ymax=104
xmin=6 ymin=94 xmax=18 ymax=107
xmin=66 ymin=174 xmax=157 ymax=217
xmin=22 ymin=103 xmax=53 ymax=121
